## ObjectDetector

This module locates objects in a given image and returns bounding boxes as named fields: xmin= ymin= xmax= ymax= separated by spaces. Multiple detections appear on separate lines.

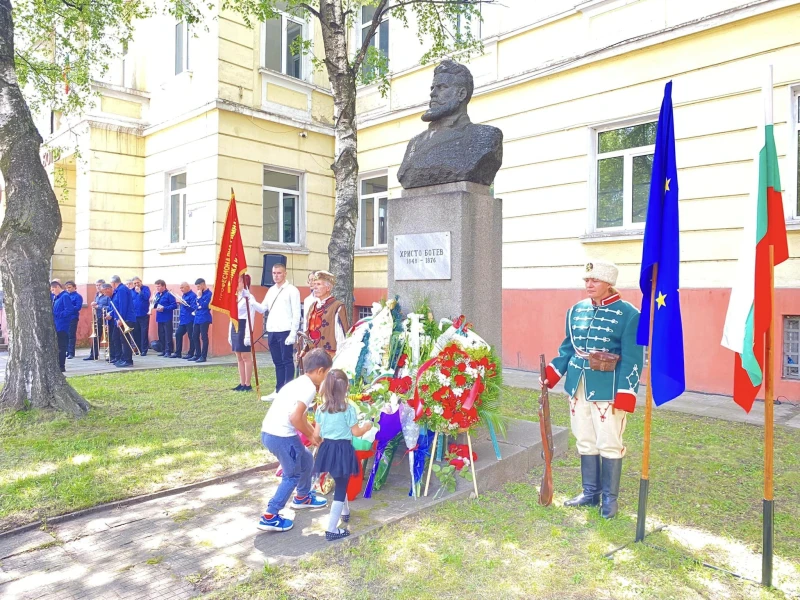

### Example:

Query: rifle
xmin=538 ymin=353 xmax=555 ymax=506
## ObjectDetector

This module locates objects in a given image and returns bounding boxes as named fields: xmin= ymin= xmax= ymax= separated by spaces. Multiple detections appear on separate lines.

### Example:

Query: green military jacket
xmin=545 ymin=294 xmax=644 ymax=409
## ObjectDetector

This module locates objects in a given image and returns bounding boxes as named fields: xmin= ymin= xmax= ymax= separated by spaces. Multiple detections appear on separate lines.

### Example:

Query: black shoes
xmin=600 ymin=458 xmax=623 ymax=519
xmin=195 ymin=357 xmax=207 ymax=363
xmin=170 ymin=353 xmax=181 ymax=358
xmin=83 ymin=355 xmax=95 ymax=361
xmin=115 ymin=361 xmax=133 ymax=368
xmin=564 ymin=455 xmax=601 ymax=508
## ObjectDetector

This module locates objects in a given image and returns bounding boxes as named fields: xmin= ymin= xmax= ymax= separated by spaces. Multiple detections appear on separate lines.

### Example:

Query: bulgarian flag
xmin=721 ymin=71 xmax=789 ymax=413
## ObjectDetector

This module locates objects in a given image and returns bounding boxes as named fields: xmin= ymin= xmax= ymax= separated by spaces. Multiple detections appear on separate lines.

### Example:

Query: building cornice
xmin=358 ymin=0 xmax=798 ymax=129
xmin=142 ymin=99 xmax=335 ymax=137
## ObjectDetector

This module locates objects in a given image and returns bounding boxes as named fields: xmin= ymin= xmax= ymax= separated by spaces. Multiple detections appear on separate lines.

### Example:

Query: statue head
xmin=422 ymin=60 xmax=474 ymax=123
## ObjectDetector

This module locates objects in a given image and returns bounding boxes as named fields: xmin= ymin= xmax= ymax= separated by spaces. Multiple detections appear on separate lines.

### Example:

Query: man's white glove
xmin=285 ymin=332 xmax=297 ymax=345
xmin=241 ymin=289 xmax=251 ymax=298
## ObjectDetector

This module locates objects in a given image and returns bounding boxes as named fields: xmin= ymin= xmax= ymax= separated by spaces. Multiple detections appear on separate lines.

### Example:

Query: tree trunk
xmin=320 ymin=0 xmax=358 ymax=321
xmin=0 ymin=0 xmax=89 ymax=416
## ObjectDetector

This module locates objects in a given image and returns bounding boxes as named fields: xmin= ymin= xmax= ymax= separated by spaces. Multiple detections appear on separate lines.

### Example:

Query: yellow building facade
xmin=27 ymin=0 xmax=800 ymax=397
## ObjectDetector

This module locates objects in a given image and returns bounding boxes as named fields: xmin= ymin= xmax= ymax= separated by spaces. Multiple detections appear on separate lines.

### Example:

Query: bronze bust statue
xmin=397 ymin=60 xmax=503 ymax=190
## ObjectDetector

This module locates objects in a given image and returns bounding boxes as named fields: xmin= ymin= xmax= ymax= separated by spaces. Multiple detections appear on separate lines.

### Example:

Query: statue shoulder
xmin=467 ymin=122 xmax=503 ymax=143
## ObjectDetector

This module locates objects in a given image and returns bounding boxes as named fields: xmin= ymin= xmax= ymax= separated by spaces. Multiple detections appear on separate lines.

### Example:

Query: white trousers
xmin=569 ymin=378 xmax=627 ymax=459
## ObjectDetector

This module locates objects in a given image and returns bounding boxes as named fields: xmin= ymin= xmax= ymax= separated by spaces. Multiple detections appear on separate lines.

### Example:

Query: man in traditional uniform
xmin=152 ymin=279 xmax=177 ymax=356
xmin=302 ymin=271 xmax=349 ymax=359
xmin=172 ymin=282 xmax=197 ymax=359
xmin=51 ymin=281 xmax=72 ymax=372
xmin=86 ymin=279 xmax=109 ymax=360
xmin=189 ymin=278 xmax=212 ymax=363
xmin=541 ymin=260 xmax=644 ymax=519
xmin=64 ymin=281 xmax=82 ymax=359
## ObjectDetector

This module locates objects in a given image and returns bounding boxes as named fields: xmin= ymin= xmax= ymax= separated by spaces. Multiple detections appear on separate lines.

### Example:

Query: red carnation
xmin=457 ymin=362 xmax=467 ymax=372
xmin=441 ymin=369 xmax=451 ymax=378
xmin=389 ymin=376 xmax=413 ymax=395
xmin=454 ymin=374 xmax=467 ymax=387
xmin=397 ymin=354 xmax=408 ymax=368
xmin=425 ymin=408 xmax=432 ymax=416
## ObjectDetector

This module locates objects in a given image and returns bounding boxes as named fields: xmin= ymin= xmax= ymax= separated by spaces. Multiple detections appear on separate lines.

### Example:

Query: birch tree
xmin=227 ymin=0 xmax=490 ymax=317
xmin=0 ymin=0 xmax=199 ymax=415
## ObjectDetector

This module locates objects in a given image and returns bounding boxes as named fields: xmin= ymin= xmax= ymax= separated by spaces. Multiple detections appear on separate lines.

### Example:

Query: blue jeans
xmin=267 ymin=330 xmax=295 ymax=391
xmin=262 ymin=432 xmax=312 ymax=515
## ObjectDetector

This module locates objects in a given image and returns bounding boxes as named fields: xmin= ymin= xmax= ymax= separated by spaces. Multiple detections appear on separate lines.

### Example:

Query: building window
xmin=263 ymin=168 xmax=300 ymax=244
xmin=360 ymin=6 xmax=389 ymax=79
xmin=594 ymin=121 xmax=656 ymax=230
xmin=358 ymin=175 xmax=388 ymax=248
xmin=121 ymin=40 xmax=129 ymax=87
xmin=169 ymin=172 xmax=187 ymax=244
xmin=172 ymin=306 xmax=181 ymax=338
xmin=785 ymin=316 xmax=800 ymax=380
xmin=794 ymin=91 xmax=800 ymax=219
xmin=357 ymin=306 xmax=372 ymax=321
xmin=175 ymin=20 xmax=190 ymax=75
xmin=264 ymin=4 xmax=305 ymax=80
xmin=455 ymin=2 xmax=481 ymax=41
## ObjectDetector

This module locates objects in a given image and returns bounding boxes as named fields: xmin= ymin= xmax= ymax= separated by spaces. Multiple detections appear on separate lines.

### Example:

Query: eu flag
xmin=637 ymin=81 xmax=686 ymax=405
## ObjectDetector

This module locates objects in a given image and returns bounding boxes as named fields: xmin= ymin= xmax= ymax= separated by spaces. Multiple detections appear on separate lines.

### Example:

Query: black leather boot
xmin=600 ymin=457 xmax=623 ymax=519
xmin=564 ymin=454 xmax=601 ymax=507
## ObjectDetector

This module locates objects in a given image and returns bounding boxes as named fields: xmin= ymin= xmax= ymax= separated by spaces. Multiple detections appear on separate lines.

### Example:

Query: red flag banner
xmin=210 ymin=188 xmax=247 ymax=331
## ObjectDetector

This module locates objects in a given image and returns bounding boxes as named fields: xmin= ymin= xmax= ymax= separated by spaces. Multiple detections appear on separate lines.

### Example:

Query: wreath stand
xmin=423 ymin=429 xmax=480 ymax=499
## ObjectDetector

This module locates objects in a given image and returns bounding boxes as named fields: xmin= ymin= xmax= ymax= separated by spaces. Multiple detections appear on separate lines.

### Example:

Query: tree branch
xmin=298 ymin=2 xmax=321 ymax=20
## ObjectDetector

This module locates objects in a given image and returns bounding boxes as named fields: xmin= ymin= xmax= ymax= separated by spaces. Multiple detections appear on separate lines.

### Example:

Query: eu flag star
xmin=656 ymin=291 xmax=667 ymax=309
xmin=665 ymin=178 xmax=671 ymax=192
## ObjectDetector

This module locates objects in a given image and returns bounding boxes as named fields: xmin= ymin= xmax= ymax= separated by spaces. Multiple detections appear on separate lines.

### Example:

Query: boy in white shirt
xmin=258 ymin=348 xmax=332 ymax=532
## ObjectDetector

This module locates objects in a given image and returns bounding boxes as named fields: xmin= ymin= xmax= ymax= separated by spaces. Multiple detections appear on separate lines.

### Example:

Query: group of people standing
xmin=51 ymin=275 xmax=213 ymax=371
xmin=229 ymin=265 xmax=350 ymax=395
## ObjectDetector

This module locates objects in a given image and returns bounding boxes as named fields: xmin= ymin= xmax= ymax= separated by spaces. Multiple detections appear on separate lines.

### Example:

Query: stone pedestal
xmin=388 ymin=181 xmax=502 ymax=352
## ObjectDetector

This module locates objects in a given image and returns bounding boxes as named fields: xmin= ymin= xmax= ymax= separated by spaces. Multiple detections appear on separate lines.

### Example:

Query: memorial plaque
xmin=393 ymin=232 xmax=451 ymax=281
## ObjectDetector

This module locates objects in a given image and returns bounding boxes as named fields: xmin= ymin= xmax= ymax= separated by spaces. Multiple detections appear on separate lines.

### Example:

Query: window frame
xmin=174 ymin=20 xmax=190 ymax=76
xmin=261 ymin=166 xmax=303 ymax=246
xmin=261 ymin=8 xmax=308 ymax=81
xmin=784 ymin=315 xmax=800 ymax=380
xmin=357 ymin=172 xmax=389 ymax=250
xmin=455 ymin=2 xmax=482 ymax=41
xmin=358 ymin=7 xmax=389 ymax=80
xmin=166 ymin=170 xmax=188 ymax=246
xmin=788 ymin=84 xmax=800 ymax=221
xmin=588 ymin=116 xmax=658 ymax=234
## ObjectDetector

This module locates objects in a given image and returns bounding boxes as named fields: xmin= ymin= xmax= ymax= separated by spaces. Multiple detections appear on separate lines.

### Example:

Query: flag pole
xmin=761 ymin=64 xmax=775 ymax=589
xmin=635 ymin=263 xmax=658 ymax=542
xmin=244 ymin=285 xmax=261 ymax=397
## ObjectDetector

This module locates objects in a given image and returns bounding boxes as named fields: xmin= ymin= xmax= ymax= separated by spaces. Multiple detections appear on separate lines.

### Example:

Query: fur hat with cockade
xmin=314 ymin=270 xmax=336 ymax=286
xmin=582 ymin=260 xmax=618 ymax=286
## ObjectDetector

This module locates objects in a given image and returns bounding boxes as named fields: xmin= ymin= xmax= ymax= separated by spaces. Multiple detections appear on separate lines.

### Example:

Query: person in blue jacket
xmin=51 ymin=281 xmax=73 ymax=372
xmin=153 ymin=279 xmax=177 ymax=356
xmin=172 ymin=282 xmax=197 ymax=358
xmin=109 ymin=275 xmax=136 ymax=367
xmin=64 ymin=281 xmax=83 ymax=359
xmin=189 ymin=278 xmax=212 ymax=363
xmin=131 ymin=277 xmax=152 ymax=356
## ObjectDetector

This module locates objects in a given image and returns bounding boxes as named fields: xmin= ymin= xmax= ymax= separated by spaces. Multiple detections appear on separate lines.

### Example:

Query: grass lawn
xmin=0 ymin=366 xmax=273 ymax=531
xmin=210 ymin=386 xmax=800 ymax=600
xmin=2 ymin=367 xmax=799 ymax=598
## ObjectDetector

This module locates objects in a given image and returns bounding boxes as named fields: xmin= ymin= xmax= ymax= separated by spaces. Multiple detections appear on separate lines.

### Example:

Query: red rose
xmin=389 ymin=376 xmax=410 ymax=395
xmin=397 ymin=354 xmax=408 ymax=368
xmin=454 ymin=374 xmax=467 ymax=387
xmin=457 ymin=362 xmax=467 ymax=372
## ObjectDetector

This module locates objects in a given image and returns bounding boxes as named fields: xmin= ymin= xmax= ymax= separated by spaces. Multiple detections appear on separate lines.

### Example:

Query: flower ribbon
xmin=410 ymin=355 xmax=439 ymax=421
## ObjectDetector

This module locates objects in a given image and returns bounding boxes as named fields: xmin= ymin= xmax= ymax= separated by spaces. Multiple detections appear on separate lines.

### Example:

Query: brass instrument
xmin=101 ymin=307 xmax=110 ymax=362
xmin=175 ymin=293 xmax=191 ymax=307
xmin=88 ymin=307 xmax=100 ymax=361
xmin=108 ymin=299 xmax=141 ymax=356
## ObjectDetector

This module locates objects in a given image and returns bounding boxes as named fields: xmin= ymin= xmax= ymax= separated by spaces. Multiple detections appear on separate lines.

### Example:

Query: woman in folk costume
xmin=230 ymin=274 xmax=266 ymax=392
xmin=302 ymin=271 xmax=350 ymax=359
xmin=541 ymin=260 xmax=644 ymax=518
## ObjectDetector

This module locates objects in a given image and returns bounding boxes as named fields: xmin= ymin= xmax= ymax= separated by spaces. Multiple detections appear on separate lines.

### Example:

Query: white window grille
xmin=175 ymin=20 xmax=190 ymax=75
xmin=168 ymin=172 xmax=187 ymax=244
xmin=592 ymin=120 xmax=657 ymax=231
xmin=263 ymin=3 xmax=306 ymax=80
xmin=358 ymin=175 xmax=388 ymax=248
xmin=784 ymin=316 xmax=800 ymax=380
xmin=360 ymin=6 xmax=389 ymax=80
xmin=262 ymin=168 xmax=301 ymax=244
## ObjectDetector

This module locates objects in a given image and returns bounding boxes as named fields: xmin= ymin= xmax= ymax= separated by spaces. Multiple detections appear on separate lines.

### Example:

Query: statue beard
xmin=422 ymin=98 xmax=461 ymax=122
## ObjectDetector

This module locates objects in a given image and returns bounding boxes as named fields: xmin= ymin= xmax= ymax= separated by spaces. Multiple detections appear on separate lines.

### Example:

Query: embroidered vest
xmin=309 ymin=297 xmax=350 ymax=355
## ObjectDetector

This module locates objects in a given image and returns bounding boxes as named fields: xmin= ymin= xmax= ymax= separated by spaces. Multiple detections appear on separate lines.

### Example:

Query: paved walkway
xmin=0 ymin=349 xmax=272 ymax=385
xmin=0 ymin=420 xmax=566 ymax=599
xmin=504 ymin=369 xmax=800 ymax=430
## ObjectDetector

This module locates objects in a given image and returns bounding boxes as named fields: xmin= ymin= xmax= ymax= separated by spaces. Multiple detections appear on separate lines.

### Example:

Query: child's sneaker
xmin=292 ymin=492 xmax=328 ymax=509
xmin=325 ymin=528 xmax=351 ymax=541
xmin=257 ymin=513 xmax=293 ymax=532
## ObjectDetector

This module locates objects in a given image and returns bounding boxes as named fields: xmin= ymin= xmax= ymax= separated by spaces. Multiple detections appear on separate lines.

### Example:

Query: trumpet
xmin=108 ymin=299 xmax=141 ymax=356
xmin=88 ymin=308 xmax=100 ymax=361
xmin=175 ymin=294 xmax=191 ymax=307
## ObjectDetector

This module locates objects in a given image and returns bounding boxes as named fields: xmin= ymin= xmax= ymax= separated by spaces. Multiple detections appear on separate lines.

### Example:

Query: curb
xmin=0 ymin=461 xmax=279 ymax=541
